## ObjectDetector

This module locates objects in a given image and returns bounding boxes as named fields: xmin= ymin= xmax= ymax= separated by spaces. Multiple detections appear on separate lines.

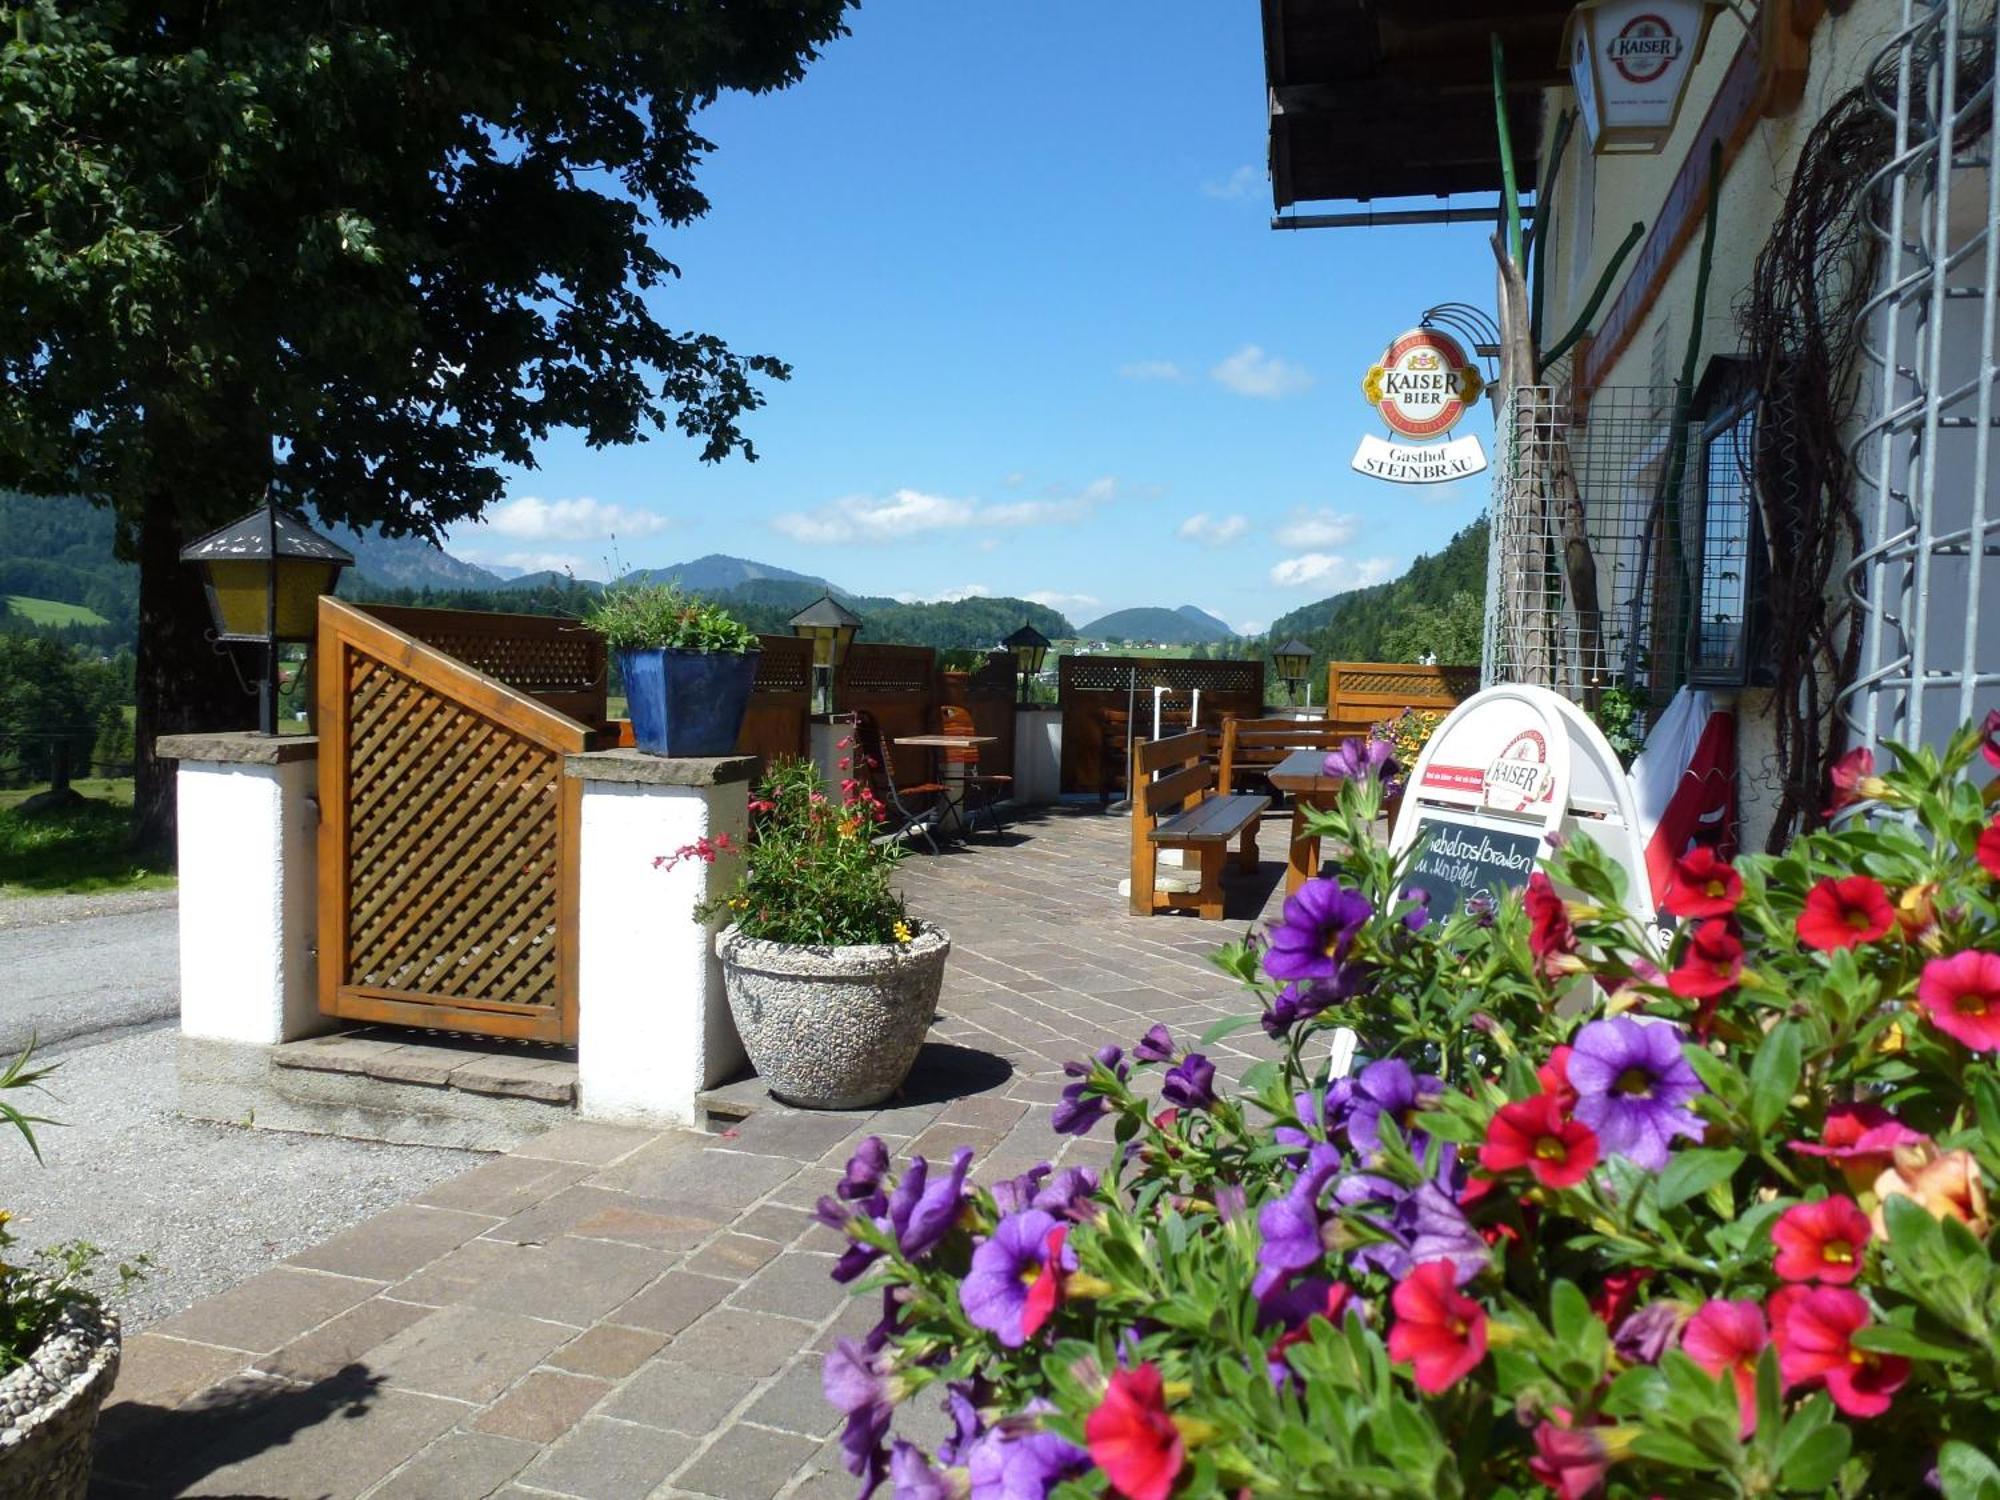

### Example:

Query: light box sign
xmin=1566 ymin=0 xmax=1722 ymax=155
xmin=1352 ymin=326 xmax=1488 ymax=485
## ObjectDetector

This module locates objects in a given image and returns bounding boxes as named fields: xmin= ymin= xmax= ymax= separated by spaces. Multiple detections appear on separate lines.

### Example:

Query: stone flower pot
xmin=0 ymin=1295 xmax=120 ymax=1500
xmin=715 ymin=923 xmax=950 ymax=1109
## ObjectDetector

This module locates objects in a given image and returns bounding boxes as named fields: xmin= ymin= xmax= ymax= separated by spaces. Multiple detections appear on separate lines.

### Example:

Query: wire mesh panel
xmin=1845 ymin=0 xmax=2000 ymax=751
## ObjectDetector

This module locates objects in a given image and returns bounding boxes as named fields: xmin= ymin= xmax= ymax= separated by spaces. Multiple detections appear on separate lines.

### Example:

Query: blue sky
xmin=442 ymin=1 xmax=1496 ymax=635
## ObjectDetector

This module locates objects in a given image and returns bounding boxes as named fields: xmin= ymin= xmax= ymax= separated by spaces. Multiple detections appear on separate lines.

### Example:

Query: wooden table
xmin=1266 ymin=747 xmax=1347 ymax=893
xmin=893 ymin=734 xmax=999 ymax=837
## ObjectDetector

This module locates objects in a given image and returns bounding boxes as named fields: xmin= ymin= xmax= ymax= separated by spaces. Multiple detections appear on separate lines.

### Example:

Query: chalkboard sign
xmin=1406 ymin=813 xmax=1541 ymax=920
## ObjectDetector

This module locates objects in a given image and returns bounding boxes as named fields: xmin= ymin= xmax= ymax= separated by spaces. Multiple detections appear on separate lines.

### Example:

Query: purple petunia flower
xmin=1568 ymin=1016 xmax=1706 ymax=1170
xmin=961 ymin=1209 xmax=1074 ymax=1348
xmin=1132 ymin=1023 xmax=1176 ymax=1064
xmin=937 ymin=1380 xmax=988 ymax=1467
xmin=888 ymin=1147 xmax=974 ymax=1261
xmin=1254 ymin=1142 xmax=1343 ymax=1293
xmin=1265 ymin=880 xmax=1375 ymax=982
xmin=1400 ymin=1180 xmax=1488 ymax=1285
xmin=1400 ymin=886 xmax=1432 ymax=933
xmin=1325 ymin=735 xmax=1399 ymax=784
xmin=889 ymin=1441 xmax=951 ymax=1500
xmin=1342 ymin=1058 xmax=1443 ymax=1162
xmin=1051 ymin=1045 xmax=1127 ymax=1136
xmin=839 ymin=1137 xmax=890 ymax=1201
xmin=1160 ymin=1053 xmax=1217 ymax=1111
xmin=1613 ymin=1301 xmax=1689 ymax=1366
xmin=965 ymin=1425 xmax=1090 ymax=1500
xmin=824 ymin=1338 xmax=896 ymax=1492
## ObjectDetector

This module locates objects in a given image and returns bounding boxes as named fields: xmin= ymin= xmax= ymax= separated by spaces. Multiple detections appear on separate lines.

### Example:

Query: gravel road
xmin=1 ymin=889 xmax=478 ymax=1329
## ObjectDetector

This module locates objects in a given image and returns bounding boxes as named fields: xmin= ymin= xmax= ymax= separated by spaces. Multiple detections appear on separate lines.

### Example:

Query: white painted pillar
xmin=1013 ymin=707 xmax=1061 ymax=804
xmin=567 ymin=750 xmax=755 ymax=1127
xmin=157 ymin=733 xmax=327 ymax=1046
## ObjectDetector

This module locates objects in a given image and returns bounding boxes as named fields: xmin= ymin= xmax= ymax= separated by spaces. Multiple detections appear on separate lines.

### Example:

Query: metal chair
xmin=850 ymin=709 xmax=946 ymax=854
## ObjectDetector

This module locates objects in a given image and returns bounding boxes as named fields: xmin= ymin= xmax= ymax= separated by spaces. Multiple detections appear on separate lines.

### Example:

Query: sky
xmin=441 ymin=2 xmax=1498 ymax=636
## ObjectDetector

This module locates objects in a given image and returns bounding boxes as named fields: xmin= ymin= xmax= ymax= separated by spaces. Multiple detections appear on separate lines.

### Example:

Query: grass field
xmin=0 ymin=777 xmax=174 ymax=897
xmin=5 ymin=594 xmax=109 ymax=627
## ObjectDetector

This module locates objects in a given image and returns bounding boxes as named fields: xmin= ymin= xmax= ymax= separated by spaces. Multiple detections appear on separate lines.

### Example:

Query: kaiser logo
xmin=1483 ymin=730 xmax=1554 ymax=813
xmin=1606 ymin=13 xmax=1682 ymax=85
xmin=1362 ymin=328 xmax=1484 ymax=442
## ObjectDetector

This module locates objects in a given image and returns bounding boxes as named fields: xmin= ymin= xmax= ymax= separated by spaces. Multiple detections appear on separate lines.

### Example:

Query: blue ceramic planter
xmin=619 ymin=647 xmax=761 ymax=758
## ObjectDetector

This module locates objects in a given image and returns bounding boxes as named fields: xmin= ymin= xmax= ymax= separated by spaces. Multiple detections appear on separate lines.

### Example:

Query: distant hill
xmin=1267 ymin=516 xmax=1489 ymax=666
xmin=497 ymin=569 xmax=604 ymax=592
xmin=1077 ymin=605 xmax=1232 ymax=645
xmin=311 ymin=516 xmax=501 ymax=592
xmin=626 ymin=553 xmax=834 ymax=594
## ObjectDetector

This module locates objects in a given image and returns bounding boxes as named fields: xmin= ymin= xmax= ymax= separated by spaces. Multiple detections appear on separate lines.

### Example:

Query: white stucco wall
xmin=177 ymin=755 xmax=325 ymax=1045
xmin=575 ymin=776 xmax=749 ymax=1126
xmin=1013 ymin=708 xmax=1061 ymax=805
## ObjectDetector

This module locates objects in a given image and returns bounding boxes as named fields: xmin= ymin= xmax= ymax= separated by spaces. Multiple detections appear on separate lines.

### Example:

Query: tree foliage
xmin=1268 ymin=517 xmax=1489 ymax=670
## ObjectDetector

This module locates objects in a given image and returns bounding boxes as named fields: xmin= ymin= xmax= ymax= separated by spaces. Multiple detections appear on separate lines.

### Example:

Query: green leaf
xmin=1656 ymin=1148 xmax=1745 ymax=1211
xmin=1937 ymin=1441 xmax=2000 ymax=1500
xmin=1851 ymin=1323 xmax=1972 ymax=1363
xmin=1748 ymin=1020 xmax=1804 ymax=1137
xmin=1198 ymin=1014 xmax=1261 ymax=1048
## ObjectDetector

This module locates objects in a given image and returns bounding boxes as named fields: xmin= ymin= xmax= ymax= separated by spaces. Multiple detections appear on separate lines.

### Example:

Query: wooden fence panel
xmin=838 ymin=644 xmax=936 ymax=776
xmin=358 ymin=604 xmax=606 ymax=729
xmin=1324 ymin=661 xmax=1481 ymax=738
xmin=1059 ymin=656 xmax=1264 ymax=797
xmin=317 ymin=598 xmax=590 ymax=1043
xmin=939 ymin=652 xmax=1017 ymax=780
xmin=738 ymin=634 xmax=812 ymax=765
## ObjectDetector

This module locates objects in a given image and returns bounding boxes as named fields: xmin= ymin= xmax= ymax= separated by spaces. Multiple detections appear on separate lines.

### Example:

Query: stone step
xmin=273 ymin=1027 xmax=577 ymax=1102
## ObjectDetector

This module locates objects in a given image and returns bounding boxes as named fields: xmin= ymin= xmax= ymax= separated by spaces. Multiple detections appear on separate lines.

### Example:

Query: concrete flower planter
xmin=0 ymin=1295 xmax=120 ymax=1500
xmin=715 ymin=923 xmax=950 ymax=1109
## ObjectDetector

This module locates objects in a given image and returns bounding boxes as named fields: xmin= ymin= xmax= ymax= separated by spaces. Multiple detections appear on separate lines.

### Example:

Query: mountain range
xmin=1075 ymin=604 xmax=1235 ymax=645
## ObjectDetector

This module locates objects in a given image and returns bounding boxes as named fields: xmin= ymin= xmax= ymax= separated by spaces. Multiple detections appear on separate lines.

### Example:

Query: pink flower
xmin=1085 ymin=1363 xmax=1184 ymax=1500
xmin=1979 ymin=819 xmax=2000 ymax=881
xmin=1788 ymin=1103 xmax=1928 ymax=1192
xmin=1770 ymin=1197 xmax=1871 ymax=1284
xmin=1681 ymin=1299 xmax=1767 ymax=1436
xmin=1796 ymin=876 xmax=1896 ymax=952
xmin=1527 ymin=1420 xmax=1612 ymax=1499
xmin=1826 ymin=746 xmax=1875 ymax=814
xmin=1388 ymin=1262 xmax=1488 ymax=1393
xmin=1777 ymin=1288 xmax=1909 ymax=1417
xmin=1917 ymin=950 xmax=2000 ymax=1051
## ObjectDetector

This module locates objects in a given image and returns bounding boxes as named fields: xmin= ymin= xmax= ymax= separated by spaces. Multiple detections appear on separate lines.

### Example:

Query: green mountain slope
xmin=1267 ymin=516 xmax=1489 ymax=667
xmin=1077 ymin=605 xmax=1231 ymax=645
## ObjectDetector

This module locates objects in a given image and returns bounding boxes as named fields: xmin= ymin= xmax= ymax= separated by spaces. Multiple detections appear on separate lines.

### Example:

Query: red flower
xmin=1085 ymin=1363 xmax=1184 ymax=1500
xmin=1388 ymin=1262 xmax=1488 ymax=1393
xmin=1826 ymin=746 xmax=1875 ymax=814
xmin=1777 ymin=1287 xmax=1909 ymax=1417
xmin=1527 ymin=1421 xmax=1611 ymax=1500
xmin=1524 ymin=874 xmax=1584 ymax=978
xmin=1537 ymin=1045 xmax=1579 ymax=1116
xmin=1771 ymin=1197 xmax=1872 ymax=1285
xmin=1668 ymin=919 xmax=1743 ymax=1000
xmin=1984 ymin=709 xmax=2000 ymax=771
xmin=1788 ymin=1103 xmax=1928 ymax=1192
xmin=1797 ymin=876 xmax=1896 ymax=952
xmin=1022 ymin=1225 xmax=1069 ymax=1339
xmin=1681 ymin=1299 xmax=1767 ymax=1437
xmin=1479 ymin=1094 xmax=1599 ymax=1189
xmin=1917 ymin=949 xmax=2000 ymax=1052
xmin=1590 ymin=1269 xmax=1650 ymax=1329
xmin=1664 ymin=847 xmax=1743 ymax=920
xmin=1979 ymin=821 xmax=2000 ymax=881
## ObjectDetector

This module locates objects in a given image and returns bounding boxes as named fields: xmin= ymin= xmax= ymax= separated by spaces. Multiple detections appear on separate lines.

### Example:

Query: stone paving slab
xmin=90 ymin=806 xmax=1290 ymax=1498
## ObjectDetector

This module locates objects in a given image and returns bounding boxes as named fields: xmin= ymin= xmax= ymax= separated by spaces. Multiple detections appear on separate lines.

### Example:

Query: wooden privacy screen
xmin=1323 ymin=661 xmax=1481 ymax=738
xmin=316 ymin=598 xmax=592 ymax=1043
xmin=358 ymin=603 xmax=606 ymax=729
xmin=938 ymin=652 xmax=1018 ymax=779
xmin=837 ymin=644 xmax=937 ymax=762
xmin=739 ymin=634 xmax=813 ymax=763
xmin=1059 ymin=655 xmax=1265 ymax=798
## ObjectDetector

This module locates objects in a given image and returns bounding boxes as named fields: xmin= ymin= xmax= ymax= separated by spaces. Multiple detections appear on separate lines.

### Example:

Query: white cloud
xmin=1270 ymin=553 xmax=1400 ymax=590
xmin=480 ymin=495 xmax=668 ymax=541
xmin=1237 ymin=620 xmax=1267 ymax=636
xmin=1003 ymin=471 xmax=1027 ymax=488
xmin=1026 ymin=590 xmax=1101 ymax=614
xmin=893 ymin=584 xmax=992 ymax=604
xmin=1176 ymin=512 xmax=1250 ymax=546
xmin=1210 ymin=345 xmax=1313 ymax=400
xmin=461 ymin=549 xmax=593 ymax=577
xmin=1119 ymin=360 xmax=1186 ymax=382
xmin=1274 ymin=507 xmax=1359 ymax=549
xmin=774 ymin=479 xmax=1115 ymax=545
xmin=1201 ymin=165 xmax=1262 ymax=201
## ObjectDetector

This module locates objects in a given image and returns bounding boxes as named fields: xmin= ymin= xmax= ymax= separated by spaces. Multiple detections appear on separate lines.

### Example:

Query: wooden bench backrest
xmin=1134 ymin=731 xmax=1216 ymax=821
xmin=1216 ymin=717 xmax=1355 ymax=788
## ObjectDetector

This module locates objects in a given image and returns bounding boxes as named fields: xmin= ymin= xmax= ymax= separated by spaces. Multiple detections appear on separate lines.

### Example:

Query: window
xmin=1686 ymin=359 xmax=1767 ymax=689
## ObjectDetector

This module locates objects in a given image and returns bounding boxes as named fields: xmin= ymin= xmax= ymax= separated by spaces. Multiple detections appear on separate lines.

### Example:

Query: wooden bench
xmin=1129 ymin=731 xmax=1269 ymax=919
xmin=1215 ymin=716 xmax=1351 ymax=794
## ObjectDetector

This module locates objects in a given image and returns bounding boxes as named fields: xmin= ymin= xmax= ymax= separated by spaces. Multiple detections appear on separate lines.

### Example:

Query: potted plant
xmin=698 ymin=756 xmax=949 ymax=1109
xmin=588 ymin=582 xmax=761 ymax=757
xmin=1 ymin=1045 xmax=139 ymax=1500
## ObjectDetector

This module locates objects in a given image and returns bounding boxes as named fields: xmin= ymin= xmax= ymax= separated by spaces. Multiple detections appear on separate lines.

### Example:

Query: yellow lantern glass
xmin=200 ymin=558 xmax=347 ymax=642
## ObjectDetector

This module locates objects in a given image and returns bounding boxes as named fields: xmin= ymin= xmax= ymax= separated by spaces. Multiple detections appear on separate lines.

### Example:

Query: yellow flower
xmin=892 ymin=920 xmax=913 ymax=945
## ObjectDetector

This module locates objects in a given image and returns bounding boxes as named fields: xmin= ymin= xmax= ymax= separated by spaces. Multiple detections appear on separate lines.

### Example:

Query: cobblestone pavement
xmin=91 ymin=806 xmax=1293 ymax=1499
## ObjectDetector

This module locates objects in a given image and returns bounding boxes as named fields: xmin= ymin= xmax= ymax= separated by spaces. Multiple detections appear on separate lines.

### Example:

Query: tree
xmin=0 ymin=637 xmax=123 ymax=797
xmin=0 ymin=2 xmax=852 ymax=849
xmin=1380 ymin=591 xmax=1485 ymax=665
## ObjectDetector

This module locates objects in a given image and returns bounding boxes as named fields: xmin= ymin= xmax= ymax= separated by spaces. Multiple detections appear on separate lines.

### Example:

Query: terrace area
xmin=90 ymin=807 xmax=1299 ymax=1500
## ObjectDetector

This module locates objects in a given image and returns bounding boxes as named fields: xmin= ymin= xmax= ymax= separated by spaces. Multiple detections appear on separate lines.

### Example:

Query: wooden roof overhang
xmin=1262 ymin=0 xmax=1576 ymax=208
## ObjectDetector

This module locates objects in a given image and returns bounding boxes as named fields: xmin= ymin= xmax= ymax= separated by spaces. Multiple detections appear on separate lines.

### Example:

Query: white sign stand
xmin=1390 ymin=684 xmax=1656 ymax=942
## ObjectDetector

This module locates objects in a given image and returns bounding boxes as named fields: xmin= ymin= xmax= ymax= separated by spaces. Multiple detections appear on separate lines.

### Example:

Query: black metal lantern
xmin=1002 ymin=624 xmax=1051 ymax=704
xmin=180 ymin=502 xmax=353 ymax=734
xmin=789 ymin=594 xmax=862 ymax=713
xmin=1273 ymin=638 xmax=1313 ymax=705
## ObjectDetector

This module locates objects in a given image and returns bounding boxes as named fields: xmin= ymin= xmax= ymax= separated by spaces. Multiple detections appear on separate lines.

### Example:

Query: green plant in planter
xmin=695 ymin=757 xmax=910 ymax=947
xmin=584 ymin=582 xmax=758 ymax=652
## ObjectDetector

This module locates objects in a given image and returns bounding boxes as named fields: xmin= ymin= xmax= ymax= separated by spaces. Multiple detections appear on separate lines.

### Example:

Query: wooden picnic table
xmin=893 ymin=734 xmax=999 ymax=837
xmin=1266 ymin=746 xmax=1346 ymax=894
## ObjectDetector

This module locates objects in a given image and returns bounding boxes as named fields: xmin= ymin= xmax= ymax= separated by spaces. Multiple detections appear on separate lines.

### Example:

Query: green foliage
xmin=584 ymin=583 xmax=756 ymax=653
xmin=0 ymin=783 xmax=171 ymax=895
xmin=1593 ymin=683 xmax=1649 ymax=765
xmin=698 ymin=758 xmax=909 ymax=947
xmin=5 ymin=595 xmax=106 ymax=627
xmin=1268 ymin=516 xmax=1489 ymax=668
xmin=0 ymin=635 xmax=133 ymax=788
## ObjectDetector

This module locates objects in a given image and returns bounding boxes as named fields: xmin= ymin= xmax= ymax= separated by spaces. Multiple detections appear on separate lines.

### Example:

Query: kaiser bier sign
xmin=1351 ymin=325 xmax=1488 ymax=485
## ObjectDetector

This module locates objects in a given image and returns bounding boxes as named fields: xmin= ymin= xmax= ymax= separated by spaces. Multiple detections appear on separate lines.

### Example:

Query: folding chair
xmin=939 ymin=703 xmax=1009 ymax=836
xmin=850 ymin=709 xmax=946 ymax=854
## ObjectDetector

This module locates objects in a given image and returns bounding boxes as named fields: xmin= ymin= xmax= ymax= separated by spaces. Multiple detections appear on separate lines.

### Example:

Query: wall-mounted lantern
xmin=180 ymin=501 xmax=353 ymax=734
xmin=1565 ymin=0 xmax=1723 ymax=154
xmin=1273 ymin=638 xmax=1314 ymax=706
xmin=788 ymin=594 xmax=862 ymax=713
xmin=1002 ymin=624 xmax=1051 ymax=705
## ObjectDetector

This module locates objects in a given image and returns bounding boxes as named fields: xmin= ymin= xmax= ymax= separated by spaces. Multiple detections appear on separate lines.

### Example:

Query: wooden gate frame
xmin=317 ymin=598 xmax=590 ymax=1043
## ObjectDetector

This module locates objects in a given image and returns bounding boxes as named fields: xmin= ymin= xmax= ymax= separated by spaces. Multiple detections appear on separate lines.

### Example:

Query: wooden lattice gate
xmin=316 ymin=598 xmax=597 ymax=1043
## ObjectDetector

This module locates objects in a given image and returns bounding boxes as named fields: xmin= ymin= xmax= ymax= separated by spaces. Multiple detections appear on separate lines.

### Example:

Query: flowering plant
xmin=694 ymin=756 xmax=910 ymax=947
xmin=585 ymin=580 xmax=758 ymax=653
xmin=818 ymin=721 xmax=2000 ymax=1497
xmin=1372 ymin=708 xmax=1445 ymax=776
